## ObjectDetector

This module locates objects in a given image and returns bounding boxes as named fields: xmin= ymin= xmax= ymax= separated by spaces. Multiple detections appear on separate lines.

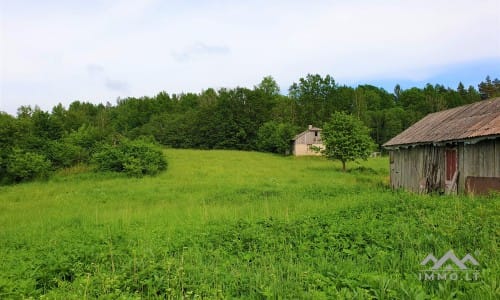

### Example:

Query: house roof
xmin=292 ymin=126 xmax=322 ymax=141
xmin=383 ymin=97 xmax=500 ymax=147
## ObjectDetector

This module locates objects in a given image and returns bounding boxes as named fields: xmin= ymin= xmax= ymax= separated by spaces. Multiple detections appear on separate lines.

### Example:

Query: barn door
xmin=445 ymin=149 xmax=457 ymax=180
xmin=445 ymin=148 xmax=458 ymax=194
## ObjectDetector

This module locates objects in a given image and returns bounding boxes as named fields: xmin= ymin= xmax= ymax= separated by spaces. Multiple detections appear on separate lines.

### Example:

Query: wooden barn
xmin=291 ymin=125 xmax=325 ymax=156
xmin=383 ymin=97 xmax=500 ymax=195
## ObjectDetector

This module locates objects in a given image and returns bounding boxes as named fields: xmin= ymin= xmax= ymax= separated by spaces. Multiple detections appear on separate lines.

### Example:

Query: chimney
xmin=308 ymin=125 xmax=313 ymax=130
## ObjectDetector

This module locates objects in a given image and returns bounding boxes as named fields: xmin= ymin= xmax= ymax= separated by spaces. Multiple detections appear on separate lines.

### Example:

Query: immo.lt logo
xmin=419 ymin=250 xmax=480 ymax=281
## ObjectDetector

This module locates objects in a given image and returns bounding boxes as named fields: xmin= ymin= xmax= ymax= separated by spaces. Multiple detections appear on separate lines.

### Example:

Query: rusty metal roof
xmin=383 ymin=97 xmax=500 ymax=147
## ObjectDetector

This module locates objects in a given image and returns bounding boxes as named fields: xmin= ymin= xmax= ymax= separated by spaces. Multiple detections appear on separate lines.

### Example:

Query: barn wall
xmin=389 ymin=145 xmax=445 ymax=193
xmin=458 ymin=139 xmax=500 ymax=193
xmin=295 ymin=130 xmax=322 ymax=145
xmin=293 ymin=143 xmax=324 ymax=156
xmin=390 ymin=138 xmax=499 ymax=194
xmin=293 ymin=129 xmax=323 ymax=156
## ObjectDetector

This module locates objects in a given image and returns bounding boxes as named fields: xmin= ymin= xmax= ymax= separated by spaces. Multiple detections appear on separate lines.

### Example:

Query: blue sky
xmin=1 ymin=0 xmax=499 ymax=115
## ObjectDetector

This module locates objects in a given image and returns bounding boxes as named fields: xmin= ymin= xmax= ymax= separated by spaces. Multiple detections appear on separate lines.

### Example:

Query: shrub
xmin=92 ymin=138 xmax=167 ymax=177
xmin=66 ymin=124 xmax=103 ymax=150
xmin=6 ymin=149 xmax=52 ymax=182
xmin=46 ymin=141 xmax=87 ymax=168
xmin=256 ymin=121 xmax=297 ymax=155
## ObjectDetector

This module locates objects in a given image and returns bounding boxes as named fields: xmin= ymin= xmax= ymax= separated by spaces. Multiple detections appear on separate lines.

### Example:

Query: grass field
xmin=0 ymin=149 xmax=498 ymax=299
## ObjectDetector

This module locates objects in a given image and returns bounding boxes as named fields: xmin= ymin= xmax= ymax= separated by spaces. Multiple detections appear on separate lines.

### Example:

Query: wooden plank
xmin=486 ymin=141 xmax=494 ymax=177
xmin=480 ymin=143 xmax=487 ymax=176
xmin=392 ymin=139 xmax=499 ymax=194
xmin=458 ymin=144 xmax=465 ymax=193
xmin=416 ymin=147 xmax=423 ymax=192
xmin=469 ymin=145 xmax=479 ymax=176
xmin=445 ymin=170 xmax=458 ymax=195
xmin=493 ymin=138 xmax=500 ymax=177
xmin=462 ymin=143 xmax=468 ymax=187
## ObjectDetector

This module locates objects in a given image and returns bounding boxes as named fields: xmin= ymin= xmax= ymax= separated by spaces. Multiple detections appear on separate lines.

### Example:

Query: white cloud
xmin=87 ymin=64 xmax=105 ymax=77
xmin=172 ymin=42 xmax=230 ymax=62
xmin=105 ymin=78 xmax=130 ymax=92
xmin=1 ymin=0 xmax=499 ymax=114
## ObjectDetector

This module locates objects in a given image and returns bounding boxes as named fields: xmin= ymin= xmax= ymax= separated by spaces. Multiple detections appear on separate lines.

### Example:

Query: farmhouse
xmin=383 ymin=97 xmax=500 ymax=195
xmin=292 ymin=125 xmax=325 ymax=156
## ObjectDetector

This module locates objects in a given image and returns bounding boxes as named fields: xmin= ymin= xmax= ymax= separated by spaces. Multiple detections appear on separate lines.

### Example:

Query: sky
xmin=1 ymin=0 xmax=499 ymax=115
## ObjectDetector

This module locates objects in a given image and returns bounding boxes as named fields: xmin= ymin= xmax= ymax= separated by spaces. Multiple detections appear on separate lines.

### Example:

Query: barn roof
xmin=292 ymin=125 xmax=322 ymax=141
xmin=383 ymin=97 xmax=500 ymax=147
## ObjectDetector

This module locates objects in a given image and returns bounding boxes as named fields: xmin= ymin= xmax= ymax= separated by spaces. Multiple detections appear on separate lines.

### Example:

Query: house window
xmin=314 ymin=131 xmax=318 ymax=137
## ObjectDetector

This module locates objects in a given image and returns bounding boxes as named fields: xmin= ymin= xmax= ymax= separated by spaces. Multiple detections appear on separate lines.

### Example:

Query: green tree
xmin=256 ymin=121 xmax=297 ymax=155
xmin=147 ymin=111 xmax=196 ymax=148
xmin=466 ymin=85 xmax=481 ymax=103
xmin=65 ymin=101 xmax=99 ymax=131
xmin=0 ymin=113 xmax=21 ymax=183
xmin=321 ymin=112 xmax=374 ymax=171
xmin=478 ymin=75 xmax=500 ymax=99
xmin=394 ymin=84 xmax=402 ymax=104
xmin=255 ymin=75 xmax=280 ymax=97
xmin=289 ymin=74 xmax=338 ymax=126
xmin=6 ymin=149 xmax=52 ymax=183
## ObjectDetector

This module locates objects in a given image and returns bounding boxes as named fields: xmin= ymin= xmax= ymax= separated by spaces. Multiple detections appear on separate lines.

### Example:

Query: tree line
xmin=0 ymin=74 xmax=498 ymax=183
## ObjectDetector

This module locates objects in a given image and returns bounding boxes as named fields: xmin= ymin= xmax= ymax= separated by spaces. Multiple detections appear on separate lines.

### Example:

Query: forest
xmin=0 ymin=74 xmax=499 ymax=184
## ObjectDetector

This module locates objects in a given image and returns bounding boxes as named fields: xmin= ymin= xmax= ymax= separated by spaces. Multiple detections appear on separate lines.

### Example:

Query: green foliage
xmin=66 ymin=124 xmax=103 ymax=150
xmin=0 ymin=74 xmax=491 ymax=185
xmin=45 ymin=140 xmax=85 ymax=168
xmin=256 ymin=121 xmax=297 ymax=155
xmin=322 ymin=112 xmax=375 ymax=171
xmin=289 ymin=74 xmax=339 ymax=126
xmin=478 ymin=75 xmax=500 ymax=99
xmin=5 ymin=149 xmax=52 ymax=183
xmin=255 ymin=75 xmax=281 ymax=97
xmin=0 ymin=150 xmax=497 ymax=298
xmin=146 ymin=111 xmax=196 ymax=148
xmin=92 ymin=138 xmax=167 ymax=177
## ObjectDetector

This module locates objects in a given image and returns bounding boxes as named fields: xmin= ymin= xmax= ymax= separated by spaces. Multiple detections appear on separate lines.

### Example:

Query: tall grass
xmin=0 ymin=149 xmax=498 ymax=299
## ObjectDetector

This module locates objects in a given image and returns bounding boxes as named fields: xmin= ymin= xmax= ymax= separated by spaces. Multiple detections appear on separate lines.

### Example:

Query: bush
xmin=66 ymin=124 xmax=103 ymax=150
xmin=256 ymin=121 xmax=297 ymax=155
xmin=46 ymin=141 xmax=87 ymax=168
xmin=6 ymin=149 xmax=52 ymax=183
xmin=92 ymin=138 xmax=167 ymax=177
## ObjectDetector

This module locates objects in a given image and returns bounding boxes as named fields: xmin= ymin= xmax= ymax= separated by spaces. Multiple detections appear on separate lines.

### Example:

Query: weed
xmin=0 ymin=150 xmax=498 ymax=298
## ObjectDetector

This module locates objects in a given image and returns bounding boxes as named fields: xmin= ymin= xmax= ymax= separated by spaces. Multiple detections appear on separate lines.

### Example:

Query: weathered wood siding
xmin=293 ymin=130 xmax=324 ymax=156
xmin=389 ymin=145 xmax=445 ymax=193
xmin=390 ymin=138 xmax=500 ymax=194
xmin=294 ymin=130 xmax=322 ymax=145
xmin=293 ymin=143 xmax=324 ymax=156
xmin=457 ymin=139 xmax=500 ymax=193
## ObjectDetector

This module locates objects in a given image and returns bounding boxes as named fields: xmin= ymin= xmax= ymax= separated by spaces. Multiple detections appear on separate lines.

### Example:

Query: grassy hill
xmin=0 ymin=150 xmax=498 ymax=299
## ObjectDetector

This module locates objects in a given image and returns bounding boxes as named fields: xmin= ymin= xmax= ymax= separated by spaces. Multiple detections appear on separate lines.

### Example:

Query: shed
xmin=383 ymin=97 xmax=500 ymax=195
xmin=292 ymin=125 xmax=325 ymax=156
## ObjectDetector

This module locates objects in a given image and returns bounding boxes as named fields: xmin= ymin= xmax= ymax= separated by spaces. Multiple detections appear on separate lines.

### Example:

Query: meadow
xmin=0 ymin=149 xmax=498 ymax=299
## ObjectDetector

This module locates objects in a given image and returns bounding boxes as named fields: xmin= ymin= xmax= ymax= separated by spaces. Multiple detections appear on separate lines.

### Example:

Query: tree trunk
xmin=342 ymin=160 xmax=346 ymax=172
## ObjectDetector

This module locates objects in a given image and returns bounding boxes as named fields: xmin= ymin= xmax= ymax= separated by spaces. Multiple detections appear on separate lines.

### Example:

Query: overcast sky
xmin=1 ymin=0 xmax=499 ymax=115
